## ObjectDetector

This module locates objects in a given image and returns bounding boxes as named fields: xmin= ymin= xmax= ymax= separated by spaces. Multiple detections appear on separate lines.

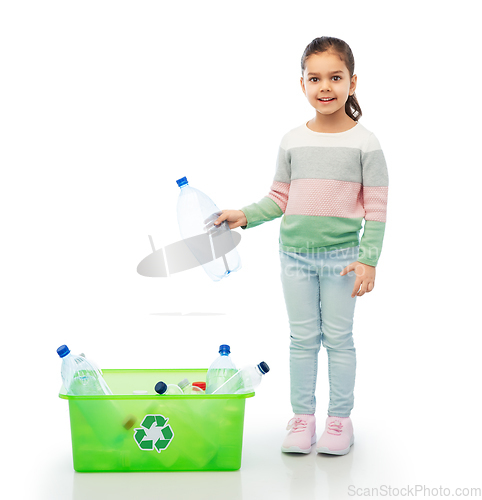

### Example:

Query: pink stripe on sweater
xmin=285 ymin=179 xmax=366 ymax=219
xmin=363 ymin=186 xmax=388 ymax=222
xmin=267 ymin=181 xmax=290 ymax=213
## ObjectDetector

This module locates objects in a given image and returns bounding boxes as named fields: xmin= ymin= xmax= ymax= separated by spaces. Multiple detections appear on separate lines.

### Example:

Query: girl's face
xmin=300 ymin=52 xmax=357 ymax=118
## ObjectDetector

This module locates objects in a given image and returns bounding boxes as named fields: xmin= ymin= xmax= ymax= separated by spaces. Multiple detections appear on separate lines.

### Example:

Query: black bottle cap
xmin=258 ymin=362 xmax=270 ymax=374
xmin=155 ymin=381 xmax=167 ymax=394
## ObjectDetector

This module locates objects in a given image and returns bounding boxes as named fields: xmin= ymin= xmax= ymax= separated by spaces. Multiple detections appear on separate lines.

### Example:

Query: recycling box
xmin=59 ymin=368 xmax=254 ymax=472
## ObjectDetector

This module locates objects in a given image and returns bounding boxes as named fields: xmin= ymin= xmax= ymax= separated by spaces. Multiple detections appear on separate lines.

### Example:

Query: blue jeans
xmin=279 ymin=245 xmax=359 ymax=417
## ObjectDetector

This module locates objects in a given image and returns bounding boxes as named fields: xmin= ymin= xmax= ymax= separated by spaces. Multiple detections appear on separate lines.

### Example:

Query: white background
xmin=1 ymin=1 xmax=480 ymax=499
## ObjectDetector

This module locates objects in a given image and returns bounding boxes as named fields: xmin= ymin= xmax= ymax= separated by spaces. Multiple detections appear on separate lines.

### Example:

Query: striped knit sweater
xmin=240 ymin=121 xmax=389 ymax=267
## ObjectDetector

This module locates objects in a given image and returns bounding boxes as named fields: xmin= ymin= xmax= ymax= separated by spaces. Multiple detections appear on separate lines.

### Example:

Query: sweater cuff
xmin=358 ymin=220 xmax=386 ymax=267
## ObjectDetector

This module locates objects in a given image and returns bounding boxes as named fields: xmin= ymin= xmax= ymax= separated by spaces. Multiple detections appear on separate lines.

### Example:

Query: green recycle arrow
xmin=133 ymin=414 xmax=174 ymax=453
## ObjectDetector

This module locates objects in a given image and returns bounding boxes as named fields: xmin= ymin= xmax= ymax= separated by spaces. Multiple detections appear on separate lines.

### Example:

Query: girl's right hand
xmin=213 ymin=210 xmax=247 ymax=229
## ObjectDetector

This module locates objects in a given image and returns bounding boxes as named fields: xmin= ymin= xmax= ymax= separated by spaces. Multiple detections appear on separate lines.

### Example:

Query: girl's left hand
xmin=340 ymin=261 xmax=376 ymax=298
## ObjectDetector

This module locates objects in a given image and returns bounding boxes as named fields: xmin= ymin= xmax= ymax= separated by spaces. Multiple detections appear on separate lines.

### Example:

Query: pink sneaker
xmin=281 ymin=414 xmax=316 ymax=454
xmin=316 ymin=416 xmax=354 ymax=455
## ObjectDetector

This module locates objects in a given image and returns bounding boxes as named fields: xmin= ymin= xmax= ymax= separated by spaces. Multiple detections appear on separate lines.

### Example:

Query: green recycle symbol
xmin=133 ymin=414 xmax=174 ymax=453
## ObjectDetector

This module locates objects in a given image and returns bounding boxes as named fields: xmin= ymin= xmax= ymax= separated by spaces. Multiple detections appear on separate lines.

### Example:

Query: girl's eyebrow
xmin=307 ymin=70 xmax=344 ymax=76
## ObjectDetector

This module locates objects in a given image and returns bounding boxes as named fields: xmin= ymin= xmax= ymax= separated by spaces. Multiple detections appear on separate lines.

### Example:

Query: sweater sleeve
xmin=358 ymin=133 xmax=389 ymax=267
xmin=240 ymin=144 xmax=291 ymax=229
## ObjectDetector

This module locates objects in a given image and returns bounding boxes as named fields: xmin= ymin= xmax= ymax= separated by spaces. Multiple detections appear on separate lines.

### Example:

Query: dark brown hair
xmin=301 ymin=36 xmax=362 ymax=121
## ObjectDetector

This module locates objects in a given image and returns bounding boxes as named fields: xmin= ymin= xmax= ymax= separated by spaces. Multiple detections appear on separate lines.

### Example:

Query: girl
xmin=214 ymin=36 xmax=388 ymax=455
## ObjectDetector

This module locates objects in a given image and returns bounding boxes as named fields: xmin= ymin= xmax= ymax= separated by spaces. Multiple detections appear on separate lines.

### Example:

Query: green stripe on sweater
xmin=241 ymin=198 xmax=385 ymax=266
xmin=278 ymin=214 xmax=362 ymax=252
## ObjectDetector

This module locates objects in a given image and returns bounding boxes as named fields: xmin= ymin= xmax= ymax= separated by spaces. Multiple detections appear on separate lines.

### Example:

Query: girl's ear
xmin=350 ymin=74 xmax=357 ymax=92
xmin=300 ymin=77 xmax=306 ymax=95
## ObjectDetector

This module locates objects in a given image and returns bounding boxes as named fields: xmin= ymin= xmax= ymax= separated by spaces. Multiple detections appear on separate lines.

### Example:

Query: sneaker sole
xmin=316 ymin=434 xmax=355 ymax=455
xmin=281 ymin=434 xmax=317 ymax=454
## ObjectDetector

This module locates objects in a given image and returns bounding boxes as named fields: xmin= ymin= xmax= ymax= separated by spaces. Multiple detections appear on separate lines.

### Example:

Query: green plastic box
xmin=59 ymin=368 xmax=254 ymax=472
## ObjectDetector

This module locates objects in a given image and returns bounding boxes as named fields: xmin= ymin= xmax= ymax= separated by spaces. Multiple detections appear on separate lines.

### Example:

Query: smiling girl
xmin=214 ymin=36 xmax=389 ymax=456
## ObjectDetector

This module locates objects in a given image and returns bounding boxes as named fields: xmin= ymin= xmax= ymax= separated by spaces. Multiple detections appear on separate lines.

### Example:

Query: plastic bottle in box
xmin=205 ymin=344 xmax=238 ymax=394
xmin=155 ymin=381 xmax=183 ymax=395
xmin=212 ymin=362 xmax=270 ymax=394
xmin=192 ymin=381 xmax=206 ymax=393
xmin=57 ymin=345 xmax=112 ymax=395
xmin=56 ymin=345 xmax=132 ymax=447
xmin=178 ymin=378 xmax=205 ymax=394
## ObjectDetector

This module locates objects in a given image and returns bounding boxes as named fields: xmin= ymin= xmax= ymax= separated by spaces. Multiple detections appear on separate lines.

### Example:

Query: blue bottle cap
xmin=219 ymin=344 xmax=231 ymax=355
xmin=155 ymin=381 xmax=168 ymax=395
xmin=57 ymin=345 xmax=70 ymax=358
xmin=258 ymin=361 xmax=270 ymax=374
xmin=176 ymin=177 xmax=188 ymax=188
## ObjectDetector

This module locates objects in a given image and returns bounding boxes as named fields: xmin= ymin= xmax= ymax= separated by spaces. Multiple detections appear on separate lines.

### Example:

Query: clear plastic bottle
xmin=205 ymin=344 xmax=238 ymax=394
xmin=212 ymin=361 xmax=270 ymax=395
xmin=79 ymin=352 xmax=102 ymax=375
xmin=57 ymin=345 xmax=113 ymax=396
xmin=178 ymin=378 xmax=204 ymax=394
xmin=154 ymin=381 xmax=184 ymax=395
xmin=176 ymin=176 xmax=241 ymax=281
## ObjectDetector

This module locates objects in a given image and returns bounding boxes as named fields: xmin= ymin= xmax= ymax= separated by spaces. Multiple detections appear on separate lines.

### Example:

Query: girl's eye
xmin=310 ymin=76 xmax=341 ymax=82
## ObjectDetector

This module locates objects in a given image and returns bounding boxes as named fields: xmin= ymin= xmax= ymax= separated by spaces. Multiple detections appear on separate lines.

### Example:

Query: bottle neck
xmin=255 ymin=365 xmax=265 ymax=376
